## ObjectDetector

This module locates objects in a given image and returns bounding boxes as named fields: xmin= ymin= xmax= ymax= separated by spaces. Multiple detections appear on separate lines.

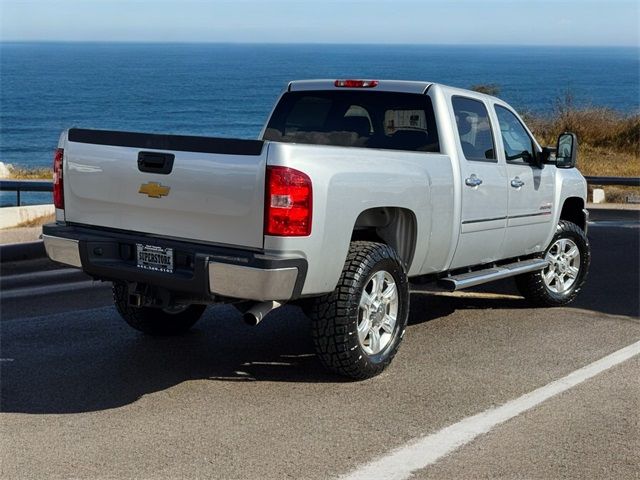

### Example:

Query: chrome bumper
xmin=208 ymin=263 xmax=299 ymax=301
xmin=583 ymin=208 xmax=590 ymax=235
xmin=43 ymin=234 xmax=82 ymax=267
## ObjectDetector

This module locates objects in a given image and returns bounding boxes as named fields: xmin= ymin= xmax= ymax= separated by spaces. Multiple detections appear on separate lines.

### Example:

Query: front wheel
xmin=306 ymin=241 xmax=410 ymax=380
xmin=515 ymin=220 xmax=590 ymax=307
xmin=112 ymin=282 xmax=206 ymax=336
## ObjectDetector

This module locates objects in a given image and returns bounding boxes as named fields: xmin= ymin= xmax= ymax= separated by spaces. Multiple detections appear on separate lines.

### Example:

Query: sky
xmin=1 ymin=0 xmax=638 ymax=46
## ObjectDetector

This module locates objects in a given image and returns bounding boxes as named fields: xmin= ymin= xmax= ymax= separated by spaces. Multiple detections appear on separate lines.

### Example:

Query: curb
xmin=0 ymin=240 xmax=46 ymax=263
xmin=0 ymin=204 xmax=55 ymax=229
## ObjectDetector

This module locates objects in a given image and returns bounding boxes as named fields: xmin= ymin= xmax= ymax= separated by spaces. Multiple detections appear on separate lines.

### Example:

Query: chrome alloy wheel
xmin=543 ymin=238 xmax=581 ymax=294
xmin=358 ymin=270 xmax=399 ymax=355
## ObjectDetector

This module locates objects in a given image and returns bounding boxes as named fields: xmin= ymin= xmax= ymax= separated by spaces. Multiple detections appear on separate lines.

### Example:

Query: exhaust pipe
xmin=243 ymin=301 xmax=282 ymax=326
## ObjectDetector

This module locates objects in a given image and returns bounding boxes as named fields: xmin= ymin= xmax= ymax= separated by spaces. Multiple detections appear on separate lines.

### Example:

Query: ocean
xmin=1 ymin=42 xmax=638 ymax=172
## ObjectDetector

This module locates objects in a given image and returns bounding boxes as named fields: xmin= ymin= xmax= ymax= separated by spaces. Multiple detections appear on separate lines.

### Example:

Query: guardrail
xmin=584 ymin=176 xmax=640 ymax=187
xmin=0 ymin=176 xmax=639 ymax=207
xmin=0 ymin=179 xmax=53 ymax=206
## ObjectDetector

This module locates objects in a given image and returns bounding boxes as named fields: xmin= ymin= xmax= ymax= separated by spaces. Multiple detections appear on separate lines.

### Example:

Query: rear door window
xmin=451 ymin=96 xmax=496 ymax=162
xmin=264 ymin=90 xmax=440 ymax=153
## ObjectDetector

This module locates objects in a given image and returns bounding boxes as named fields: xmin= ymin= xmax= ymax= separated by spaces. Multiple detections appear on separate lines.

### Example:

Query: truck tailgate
xmin=63 ymin=129 xmax=267 ymax=249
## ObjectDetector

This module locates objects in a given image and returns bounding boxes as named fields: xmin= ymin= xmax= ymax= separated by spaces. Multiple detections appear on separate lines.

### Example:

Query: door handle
xmin=511 ymin=177 xmax=525 ymax=188
xmin=465 ymin=174 xmax=483 ymax=187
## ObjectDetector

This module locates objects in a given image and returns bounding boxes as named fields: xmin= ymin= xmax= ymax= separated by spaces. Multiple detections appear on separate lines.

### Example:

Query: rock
xmin=0 ymin=162 xmax=13 ymax=178
xmin=592 ymin=188 xmax=606 ymax=204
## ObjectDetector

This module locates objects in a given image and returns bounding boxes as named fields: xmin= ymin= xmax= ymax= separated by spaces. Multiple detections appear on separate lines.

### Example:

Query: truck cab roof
xmin=288 ymin=79 xmax=433 ymax=94
xmin=287 ymin=79 xmax=515 ymax=113
xmin=287 ymin=79 xmax=504 ymax=103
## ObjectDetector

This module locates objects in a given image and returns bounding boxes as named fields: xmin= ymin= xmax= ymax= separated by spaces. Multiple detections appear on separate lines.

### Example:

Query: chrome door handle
xmin=465 ymin=174 xmax=483 ymax=187
xmin=511 ymin=177 xmax=525 ymax=188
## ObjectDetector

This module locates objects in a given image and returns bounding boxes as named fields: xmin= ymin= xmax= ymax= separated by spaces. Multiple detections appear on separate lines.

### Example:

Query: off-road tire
xmin=515 ymin=220 xmax=590 ymax=307
xmin=112 ymin=282 xmax=206 ymax=336
xmin=306 ymin=241 xmax=410 ymax=380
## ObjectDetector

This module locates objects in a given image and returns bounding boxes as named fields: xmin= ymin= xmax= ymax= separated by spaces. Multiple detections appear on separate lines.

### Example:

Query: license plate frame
xmin=136 ymin=244 xmax=174 ymax=273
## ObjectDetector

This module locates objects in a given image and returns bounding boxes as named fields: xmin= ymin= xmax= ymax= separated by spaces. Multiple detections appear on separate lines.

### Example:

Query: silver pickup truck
xmin=44 ymin=79 xmax=590 ymax=379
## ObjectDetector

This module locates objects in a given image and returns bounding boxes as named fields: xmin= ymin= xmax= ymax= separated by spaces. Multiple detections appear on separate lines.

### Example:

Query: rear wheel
xmin=515 ymin=220 xmax=590 ymax=306
xmin=306 ymin=241 xmax=409 ymax=380
xmin=112 ymin=282 xmax=206 ymax=336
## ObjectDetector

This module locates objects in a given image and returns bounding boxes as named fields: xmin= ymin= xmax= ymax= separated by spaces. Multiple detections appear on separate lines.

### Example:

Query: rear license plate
xmin=136 ymin=244 xmax=174 ymax=273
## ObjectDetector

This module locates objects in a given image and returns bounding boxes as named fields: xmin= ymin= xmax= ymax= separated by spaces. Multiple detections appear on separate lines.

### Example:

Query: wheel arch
xmin=559 ymin=197 xmax=587 ymax=231
xmin=351 ymin=207 xmax=418 ymax=271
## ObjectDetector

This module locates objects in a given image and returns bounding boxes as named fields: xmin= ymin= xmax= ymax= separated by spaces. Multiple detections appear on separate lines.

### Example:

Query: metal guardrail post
xmin=0 ymin=180 xmax=53 ymax=207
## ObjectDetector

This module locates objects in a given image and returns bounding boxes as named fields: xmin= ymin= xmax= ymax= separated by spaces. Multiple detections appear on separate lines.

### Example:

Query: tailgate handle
xmin=138 ymin=151 xmax=175 ymax=174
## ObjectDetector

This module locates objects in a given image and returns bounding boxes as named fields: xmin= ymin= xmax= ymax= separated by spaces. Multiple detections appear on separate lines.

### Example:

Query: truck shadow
xmin=1 ymin=223 xmax=637 ymax=415
xmin=0 ymin=290 xmax=546 ymax=416
xmin=407 ymin=289 xmax=527 ymax=325
xmin=410 ymin=224 xmax=640 ymax=323
xmin=0 ymin=305 xmax=342 ymax=415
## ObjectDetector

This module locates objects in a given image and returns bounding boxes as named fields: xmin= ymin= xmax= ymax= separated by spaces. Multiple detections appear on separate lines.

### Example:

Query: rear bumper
xmin=42 ymin=224 xmax=306 ymax=302
xmin=43 ymin=234 xmax=82 ymax=268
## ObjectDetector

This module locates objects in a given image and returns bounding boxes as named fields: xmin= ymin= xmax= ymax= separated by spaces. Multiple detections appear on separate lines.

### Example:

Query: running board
xmin=437 ymin=258 xmax=548 ymax=292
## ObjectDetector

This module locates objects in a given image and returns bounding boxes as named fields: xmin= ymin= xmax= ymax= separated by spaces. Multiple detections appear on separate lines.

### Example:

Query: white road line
xmin=340 ymin=340 xmax=640 ymax=480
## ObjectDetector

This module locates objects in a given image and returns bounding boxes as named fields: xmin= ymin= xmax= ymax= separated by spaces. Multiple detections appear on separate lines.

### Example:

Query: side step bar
xmin=437 ymin=258 xmax=548 ymax=292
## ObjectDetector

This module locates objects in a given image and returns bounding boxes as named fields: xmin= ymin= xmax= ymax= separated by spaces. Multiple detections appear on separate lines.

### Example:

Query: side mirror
xmin=556 ymin=132 xmax=577 ymax=169
xmin=506 ymin=150 xmax=539 ymax=166
xmin=539 ymin=147 xmax=556 ymax=164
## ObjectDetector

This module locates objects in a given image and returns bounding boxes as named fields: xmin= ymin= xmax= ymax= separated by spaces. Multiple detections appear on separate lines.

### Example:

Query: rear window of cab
xmin=264 ymin=90 xmax=440 ymax=153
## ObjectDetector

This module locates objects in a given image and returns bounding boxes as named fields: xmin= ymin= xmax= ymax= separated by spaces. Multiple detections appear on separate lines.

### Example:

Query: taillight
xmin=265 ymin=166 xmax=312 ymax=236
xmin=334 ymin=79 xmax=378 ymax=88
xmin=53 ymin=148 xmax=64 ymax=209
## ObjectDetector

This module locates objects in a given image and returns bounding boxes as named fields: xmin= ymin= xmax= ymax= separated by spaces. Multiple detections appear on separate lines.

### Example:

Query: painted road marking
xmin=340 ymin=340 xmax=640 ymax=480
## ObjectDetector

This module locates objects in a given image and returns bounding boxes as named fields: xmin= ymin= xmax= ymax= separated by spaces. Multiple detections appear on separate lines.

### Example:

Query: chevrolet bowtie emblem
xmin=139 ymin=182 xmax=170 ymax=198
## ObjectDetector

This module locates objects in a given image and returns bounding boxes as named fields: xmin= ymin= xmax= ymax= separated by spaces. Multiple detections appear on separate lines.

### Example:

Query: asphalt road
xmin=1 ymin=216 xmax=639 ymax=479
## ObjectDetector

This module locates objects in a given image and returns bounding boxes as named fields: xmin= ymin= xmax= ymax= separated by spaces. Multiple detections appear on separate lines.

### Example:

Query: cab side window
xmin=495 ymin=106 xmax=535 ymax=164
xmin=452 ymin=96 xmax=496 ymax=162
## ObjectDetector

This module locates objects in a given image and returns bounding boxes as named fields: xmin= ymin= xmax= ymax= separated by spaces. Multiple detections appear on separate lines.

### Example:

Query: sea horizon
xmin=2 ymin=40 xmax=639 ymax=48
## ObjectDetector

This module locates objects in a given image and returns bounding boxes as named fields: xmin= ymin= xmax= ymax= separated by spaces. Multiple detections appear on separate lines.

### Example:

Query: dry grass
xmin=525 ymin=110 xmax=640 ymax=158
xmin=4 ymin=165 xmax=53 ymax=180
xmin=520 ymin=91 xmax=639 ymax=178
xmin=523 ymin=100 xmax=640 ymax=203
xmin=588 ymin=186 xmax=639 ymax=204
xmin=576 ymin=145 xmax=640 ymax=177
xmin=13 ymin=213 xmax=56 ymax=228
